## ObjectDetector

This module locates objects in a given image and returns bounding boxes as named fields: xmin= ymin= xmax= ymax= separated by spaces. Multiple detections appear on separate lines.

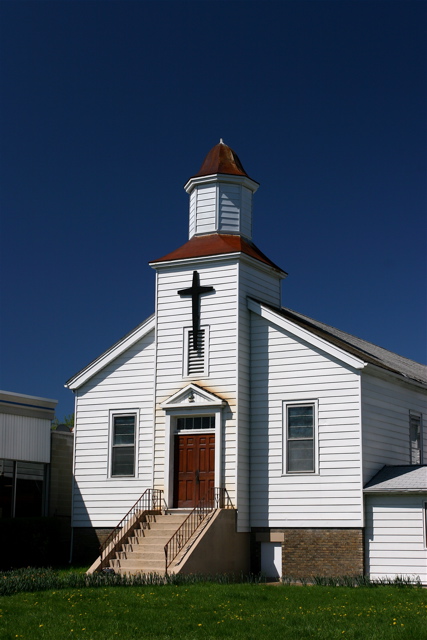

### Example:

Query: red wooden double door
xmin=173 ymin=433 xmax=215 ymax=508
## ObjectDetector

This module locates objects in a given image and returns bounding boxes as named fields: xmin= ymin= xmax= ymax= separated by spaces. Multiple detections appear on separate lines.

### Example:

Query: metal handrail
xmin=99 ymin=488 xmax=164 ymax=571
xmin=164 ymin=487 xmax=233 ymax=573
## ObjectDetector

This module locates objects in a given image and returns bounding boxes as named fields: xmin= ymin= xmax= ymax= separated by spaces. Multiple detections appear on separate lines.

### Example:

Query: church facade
xmin=66 ymin=142 xmax=427 ymax=581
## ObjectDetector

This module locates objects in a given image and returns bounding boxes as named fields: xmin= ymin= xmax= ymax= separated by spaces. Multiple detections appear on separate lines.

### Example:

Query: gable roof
xmin=150 ymin=233 xmax=286 ymax=275
xmin=364 ymin=465 xmax=427 ymax=492
xmin=65 ymin=295 xmax=426 ymax=392
xmin=269 ymin=303 xmax=426 ymax=385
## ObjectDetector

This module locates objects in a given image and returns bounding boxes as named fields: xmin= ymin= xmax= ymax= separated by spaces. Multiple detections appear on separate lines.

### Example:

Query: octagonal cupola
xmin=184 ymin=140 xmax=259 ymax=241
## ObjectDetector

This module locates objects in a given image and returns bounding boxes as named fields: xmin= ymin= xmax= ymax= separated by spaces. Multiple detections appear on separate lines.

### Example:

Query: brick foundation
xmin=282 ymin=528 xmax=364 ymax=577
xmin=253 ymin=528 xmax=364 ymax=578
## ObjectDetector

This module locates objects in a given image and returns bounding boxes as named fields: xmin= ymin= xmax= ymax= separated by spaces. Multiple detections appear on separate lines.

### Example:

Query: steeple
xmin=184 ymin=140 xmax=259 ymax=241
xmin=193 ymin=139 xmax=250 ymax=179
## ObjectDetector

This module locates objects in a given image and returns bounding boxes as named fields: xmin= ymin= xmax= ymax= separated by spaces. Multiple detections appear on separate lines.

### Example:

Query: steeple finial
xmin=192 ymin=141 xmax=250 ymax=178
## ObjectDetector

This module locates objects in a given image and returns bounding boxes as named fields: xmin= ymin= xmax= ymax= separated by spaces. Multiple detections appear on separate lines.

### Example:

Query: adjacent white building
xmin=0 ymin=390 xmax=57 ymax=518
xmin=66 ymin=141 xmax=427 ymax=581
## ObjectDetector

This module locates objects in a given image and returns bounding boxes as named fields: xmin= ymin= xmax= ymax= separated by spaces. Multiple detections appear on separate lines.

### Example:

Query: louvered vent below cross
xmin=188 ymin=330 xmax=205 ymax=375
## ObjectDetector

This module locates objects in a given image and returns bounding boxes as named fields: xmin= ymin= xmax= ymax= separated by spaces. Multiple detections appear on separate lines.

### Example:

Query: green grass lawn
xmin=1 ymin=583 xmax=426 ymax=640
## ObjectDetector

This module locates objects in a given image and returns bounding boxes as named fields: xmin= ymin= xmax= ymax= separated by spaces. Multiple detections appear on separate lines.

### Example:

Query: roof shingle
xmin=264 ymin=304 xmax=427 ymax=385
xmin=364 ymin=465 xmax=427 ymax=492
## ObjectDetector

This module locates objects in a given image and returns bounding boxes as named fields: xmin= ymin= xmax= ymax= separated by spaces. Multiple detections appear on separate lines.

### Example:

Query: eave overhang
xmin=257 ymin=302 xmax=427 ymax=386
xmin=247 ymin=298 xmax=367 ymax=370
xmin=184 ymin=172 xmax=259 ymax=195
xmin=149 ymin=233 xmax=287 ymax=277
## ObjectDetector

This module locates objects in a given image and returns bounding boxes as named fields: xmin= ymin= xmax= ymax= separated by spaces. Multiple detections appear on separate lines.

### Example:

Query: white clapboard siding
xmin=218 ymin=184 xmax=241 ymax=234
xmin=72 ymin=331 xmax=155 ymax=527
xmin=188 ymin=190 xmax=196 ymax=238
xmin=250 ymin=312 xmax=363 ymax=528
xmin=365 ymin=495 xmax=427 ymax=584
xmin=234 ymin=261 xmax=283 ymax=530
xmin=362 ymin=372 xmax=427 ymax=484
xmin=194 ymin=185 xmax=216 ymax=235
xmin=188 ymin=182 xmax=254 ymax=240
xmin=154 ymin=261 xmax=239 ymax=501
xmin=239 ymin=263 xmax=282 ymax=308
xmin=240 ymin=187 xmax=252 ymax=238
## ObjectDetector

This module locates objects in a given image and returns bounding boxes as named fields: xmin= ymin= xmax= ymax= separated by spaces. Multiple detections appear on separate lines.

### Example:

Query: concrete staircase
xmin=109 ymin=510 xmax=191 ymax=575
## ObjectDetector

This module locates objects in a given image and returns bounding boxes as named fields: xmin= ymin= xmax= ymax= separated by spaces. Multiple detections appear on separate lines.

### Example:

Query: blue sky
xmin=0 ymin=0 xmax=426 ymax=419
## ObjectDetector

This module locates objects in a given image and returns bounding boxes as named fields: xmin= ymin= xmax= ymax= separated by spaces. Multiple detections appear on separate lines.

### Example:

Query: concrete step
xmin=139 ymin=517 xmax=187 ymax=527
xmin=131 ymin=518 xmax=188 ymax=537
xmin=129 ymin=534 xmax=172 ymax=545
xmin=123 ymin=548 xmax=165 ymax=558
xmin=107 ymin=509 xmax=198 ymax=576
xmin=157 ymin=519 xmax=189 ymax=527
xmin=116 ymin=558 xmax=165 ymax=571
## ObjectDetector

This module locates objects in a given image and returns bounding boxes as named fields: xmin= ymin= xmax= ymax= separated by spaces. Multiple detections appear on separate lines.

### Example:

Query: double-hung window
xmin=285 ymin=403 xmax=316 ymax=473
xmin=111 ymin=414 xmax=136 ymax=477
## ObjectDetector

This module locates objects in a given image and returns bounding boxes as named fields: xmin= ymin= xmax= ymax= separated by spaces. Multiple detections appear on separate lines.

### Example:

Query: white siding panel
xmin=0 ymin=414 xmax=51 ymax=463
xmin=365 ymin=495 xmax=427 ymax=584
xmin=250 ymin=312 xmax=363 ymax=528
xmin=195 ymin=185 xmax=216 ymax=235
xmin=362 ymin=373 xmax=427 ymax=483
xmin=240 ymin=187 xmax=252 ymax=239
xmin=155 ymin=262 xmax=239 ymax=503
xmin=236 ymin=262 xmax=283 ymax=530
xmin=189 ymin=190 xmax=196 ymax=238
xmin=73 ymin=330 xmax=155 ymax=527
xmin=219 ymin=184 xmax=241 ymax=233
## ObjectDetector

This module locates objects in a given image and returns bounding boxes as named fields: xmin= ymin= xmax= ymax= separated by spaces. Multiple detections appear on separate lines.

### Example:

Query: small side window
xmin=284 ymin=403 xmax=316 ymax=473
xmin=409 ymin=412 xmax=422 ymax=465
xmin=111 ymin=414 xmax=136 ymax=477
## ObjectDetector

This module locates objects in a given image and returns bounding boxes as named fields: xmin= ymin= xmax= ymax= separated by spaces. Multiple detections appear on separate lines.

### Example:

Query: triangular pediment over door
xmin=160 ymin=383 xmax=225 ymax=410
xmin=160 ymin=384 xmax=225 ymax=507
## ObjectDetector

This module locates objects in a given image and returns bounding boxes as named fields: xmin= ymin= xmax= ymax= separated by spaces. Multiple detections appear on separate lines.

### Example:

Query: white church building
xmin=66 ymin=142 xmax=427 ymax=581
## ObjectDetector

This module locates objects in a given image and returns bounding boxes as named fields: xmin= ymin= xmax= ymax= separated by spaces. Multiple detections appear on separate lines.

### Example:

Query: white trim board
xmin=247 ymin=299 xmax=366 ymax=371
xmin=150 ymin=253 xmax=287 ymax=279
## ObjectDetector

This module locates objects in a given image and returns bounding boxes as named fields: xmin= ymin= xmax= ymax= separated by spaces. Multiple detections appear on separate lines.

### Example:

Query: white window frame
xmin=108 ymin=409 xmax=138 ymax=479
xmin=175 ymin=415 xmax=216 ymax=432
xmin=163 ymin=406 xmax=222 ymax=507
xmin=283 ymin=400 xmax=318 ymax=475
xmin=409 ymin=411 xmax=423 ymax=465
xmin=182 ymin=325 xmax=209 ymax=378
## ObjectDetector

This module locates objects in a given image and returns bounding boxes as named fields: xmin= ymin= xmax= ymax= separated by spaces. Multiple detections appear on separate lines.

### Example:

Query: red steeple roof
xmin=150 ymin=233 xmax=286 ymax=275
xmin=192 ymin=140 xmax=255 ymax=181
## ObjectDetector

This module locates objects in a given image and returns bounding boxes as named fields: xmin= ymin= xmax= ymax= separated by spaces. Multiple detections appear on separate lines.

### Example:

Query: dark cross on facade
xmin=178 ymin=271 xmax=214 ymax=350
